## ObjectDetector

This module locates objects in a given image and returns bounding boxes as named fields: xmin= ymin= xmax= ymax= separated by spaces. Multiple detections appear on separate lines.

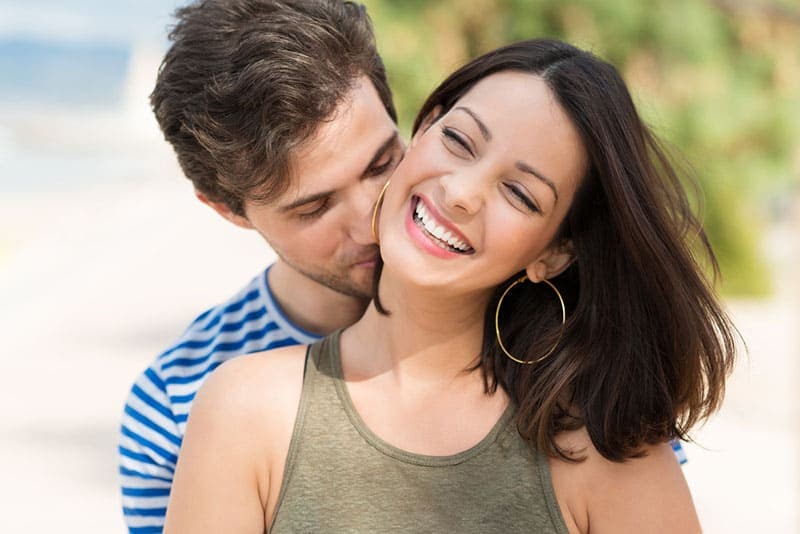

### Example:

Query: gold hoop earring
xmin=494 ymin=275 xmax=566 ymax=365
xmin=371 ymin=179 xmax=391 ymax=244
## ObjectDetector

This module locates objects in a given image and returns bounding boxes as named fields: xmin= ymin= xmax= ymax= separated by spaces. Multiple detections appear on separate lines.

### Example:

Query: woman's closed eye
xmin=503 ymin=183 xmax=540 ymax=213
xmin=441 ymin=126 xmax=474 ymax=157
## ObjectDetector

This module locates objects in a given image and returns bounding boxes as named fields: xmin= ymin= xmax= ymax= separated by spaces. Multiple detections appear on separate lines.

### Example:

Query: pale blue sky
xmin=0 ymin=1 xmax=188 ymax=190
xmin=0 ymin=0 xmax=184 ymax=44
xmin=0 ymin=0 xmax=189 ymax=106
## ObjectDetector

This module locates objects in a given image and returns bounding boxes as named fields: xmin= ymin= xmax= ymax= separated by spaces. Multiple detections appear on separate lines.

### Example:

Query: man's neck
xmin=267 ymin=260 xmax=369 ymax=336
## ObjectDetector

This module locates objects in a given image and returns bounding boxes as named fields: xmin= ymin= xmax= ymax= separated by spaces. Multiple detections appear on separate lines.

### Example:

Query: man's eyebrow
xmin=279 ymin=130 xmax=400 ymax=213
xmin=453 ymin=106 xmax=492 ymax=142
xmin=516 ymin=161 xmax=559 ymax=204
xmin=279 ymin=189 xmax=334 ymax=213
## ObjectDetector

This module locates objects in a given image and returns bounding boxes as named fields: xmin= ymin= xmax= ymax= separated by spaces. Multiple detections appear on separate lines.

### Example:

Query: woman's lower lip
xmin=404 ymin=199 xmax=463 ymax=259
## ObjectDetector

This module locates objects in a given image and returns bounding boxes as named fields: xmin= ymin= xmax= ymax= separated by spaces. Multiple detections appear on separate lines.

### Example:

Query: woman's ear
xmin=525 ymin=240 xmax=575 ymax=282
xmin=410 ymin=105 xmax=443 ymax=148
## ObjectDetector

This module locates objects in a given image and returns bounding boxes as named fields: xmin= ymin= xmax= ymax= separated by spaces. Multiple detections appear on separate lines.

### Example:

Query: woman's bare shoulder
xmin=165 ymin=344 xmax=310 ymax=533
xmin=209 ymin=344 xmax=309 ymax=391
xmin=549 ymin=429 xmax=701 ymax=534
xmin=190 ymin=344 xmax=309 ymax=439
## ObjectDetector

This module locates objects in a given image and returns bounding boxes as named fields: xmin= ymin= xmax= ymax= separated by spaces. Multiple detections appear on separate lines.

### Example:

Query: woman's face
xmin=379 ymin=71 xmax=587 ymax=296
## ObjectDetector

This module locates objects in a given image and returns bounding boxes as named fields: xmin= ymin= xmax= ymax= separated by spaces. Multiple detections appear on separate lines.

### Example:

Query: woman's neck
xmin=343 ymin=269 xmax=492 ymax=384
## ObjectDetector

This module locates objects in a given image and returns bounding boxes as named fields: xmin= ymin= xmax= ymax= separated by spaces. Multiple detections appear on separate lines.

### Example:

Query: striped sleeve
xmin=670 ymin=438 xmax=688 ymax=465
xmin=119 ymin=364 xmax=180 ymax=534
xmin=117 ymin=268 xmax=321 ymax=533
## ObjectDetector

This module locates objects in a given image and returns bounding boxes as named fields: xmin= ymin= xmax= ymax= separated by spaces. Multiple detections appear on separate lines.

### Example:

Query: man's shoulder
xmin=118 ymin=269 xmax=316 ymax=531
xmin=154 ymin=267 xmax=318 ymax=380
xmin=124 ymin=267 xmax=320 ymax=428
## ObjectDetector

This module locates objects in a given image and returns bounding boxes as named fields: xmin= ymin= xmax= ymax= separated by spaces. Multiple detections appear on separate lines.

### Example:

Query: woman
xmin=165 ymin=39 xmax=735 ymax=533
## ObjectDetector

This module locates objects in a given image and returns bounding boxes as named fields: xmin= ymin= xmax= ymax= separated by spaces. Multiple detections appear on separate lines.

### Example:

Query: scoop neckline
xmin=327 ymin=330 xmax=517 ymax=467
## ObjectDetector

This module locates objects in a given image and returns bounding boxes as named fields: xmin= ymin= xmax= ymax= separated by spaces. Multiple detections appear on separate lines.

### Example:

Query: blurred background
xmin=0 ymin=0 xmax=797 ymax=532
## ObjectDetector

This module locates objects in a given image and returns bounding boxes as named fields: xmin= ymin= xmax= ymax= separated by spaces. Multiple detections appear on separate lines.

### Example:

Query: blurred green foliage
xmin=363 ymin=0 xmax=800 ymax=295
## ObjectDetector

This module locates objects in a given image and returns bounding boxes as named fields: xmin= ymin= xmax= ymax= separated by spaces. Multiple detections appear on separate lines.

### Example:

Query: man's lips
xmin=351 ymin=250 xmax=380 ymax=267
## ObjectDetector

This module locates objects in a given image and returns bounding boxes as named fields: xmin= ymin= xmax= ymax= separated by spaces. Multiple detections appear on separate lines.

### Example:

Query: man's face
xmin=243 ymin=76 xmax=403 ymax=299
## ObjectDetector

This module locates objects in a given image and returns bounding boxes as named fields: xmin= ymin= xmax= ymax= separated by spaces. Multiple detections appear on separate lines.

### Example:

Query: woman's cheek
xmin=400 ymin=140 xmax=450 ymax=187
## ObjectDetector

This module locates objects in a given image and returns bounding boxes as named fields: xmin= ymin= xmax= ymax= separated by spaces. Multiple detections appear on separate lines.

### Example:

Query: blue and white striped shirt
xmin=118 ymin=267 xmax=320 ymax=534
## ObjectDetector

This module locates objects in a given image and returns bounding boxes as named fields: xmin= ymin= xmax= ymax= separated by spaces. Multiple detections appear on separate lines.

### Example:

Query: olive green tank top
xmin=270 ymin=331 xmax=568 ymax=533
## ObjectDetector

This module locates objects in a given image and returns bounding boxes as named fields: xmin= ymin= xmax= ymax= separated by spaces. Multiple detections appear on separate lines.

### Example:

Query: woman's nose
xmin=440 ymin=169 xmax=484 ymax=215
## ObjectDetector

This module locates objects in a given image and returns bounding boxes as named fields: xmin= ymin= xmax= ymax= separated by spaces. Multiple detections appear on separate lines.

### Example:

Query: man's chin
xmin=276 ymin=255 xmax=376 ymax=300
xmin=307 ymin=268 xmax=375 ymax=301
xmin=336 ymin=272 xmax=375 ymax=301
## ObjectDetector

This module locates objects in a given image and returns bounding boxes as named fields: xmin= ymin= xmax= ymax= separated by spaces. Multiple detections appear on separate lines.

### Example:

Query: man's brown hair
xmin=151 ymin=0 xmax=396 ymax=215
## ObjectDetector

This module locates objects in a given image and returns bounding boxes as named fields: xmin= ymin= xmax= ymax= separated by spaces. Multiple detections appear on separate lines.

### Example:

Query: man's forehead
xmin=298 ymin=77 xmax=393 ymax=161
xmin=278 ymin=78 xmax=399 ymax=205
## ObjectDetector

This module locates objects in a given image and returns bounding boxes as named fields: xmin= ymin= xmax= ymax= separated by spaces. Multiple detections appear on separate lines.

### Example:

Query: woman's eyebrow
xmin=453 ymin=106 xmax=492 ymax=141
xmin=517 ymin=161 xmax=558 ymax=204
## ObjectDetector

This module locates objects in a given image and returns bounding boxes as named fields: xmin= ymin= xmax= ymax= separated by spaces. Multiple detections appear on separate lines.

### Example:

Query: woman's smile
xmin=405 ymin=195 xmax=475 ymax=258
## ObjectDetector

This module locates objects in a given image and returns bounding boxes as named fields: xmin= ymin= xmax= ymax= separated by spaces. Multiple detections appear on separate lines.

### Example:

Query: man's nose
xmin=348 ymin=179 xmax=385 ymax=246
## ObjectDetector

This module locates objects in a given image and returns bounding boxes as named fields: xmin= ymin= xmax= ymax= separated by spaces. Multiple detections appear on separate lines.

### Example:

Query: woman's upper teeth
xmin=414 ymin=199 xmax=471 ymax=252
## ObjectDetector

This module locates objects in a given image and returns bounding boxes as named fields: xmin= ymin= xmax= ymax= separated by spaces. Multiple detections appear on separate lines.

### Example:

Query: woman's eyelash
xmin=441 ymin=127 xmax=473 ymax=156
xmin=505 ymin=184 xmax=539 ymax=213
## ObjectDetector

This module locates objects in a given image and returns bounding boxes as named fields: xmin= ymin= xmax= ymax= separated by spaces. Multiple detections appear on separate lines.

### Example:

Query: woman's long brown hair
xmin=376 ymin=38 xmax=737 ymax=462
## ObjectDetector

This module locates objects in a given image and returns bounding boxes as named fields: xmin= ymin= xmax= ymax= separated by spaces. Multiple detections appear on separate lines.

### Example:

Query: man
xmin=118 ymin=1 xmax=403 ymax=531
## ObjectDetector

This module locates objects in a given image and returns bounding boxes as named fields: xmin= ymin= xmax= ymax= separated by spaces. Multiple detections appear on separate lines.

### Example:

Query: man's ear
xmin=525 ymin=240 xmax=575 ymax=283
xmin=195 ymin=190 xmax=254 ymax=230
xmin=410 ymin=105 xmax=443 ymax=148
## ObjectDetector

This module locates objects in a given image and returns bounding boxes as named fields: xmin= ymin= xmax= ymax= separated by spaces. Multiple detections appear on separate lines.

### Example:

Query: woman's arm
xmin=164 ymin=347 xmax=307 ymax=533
xmin=551 ymin=432 xmax=701 ymax=534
